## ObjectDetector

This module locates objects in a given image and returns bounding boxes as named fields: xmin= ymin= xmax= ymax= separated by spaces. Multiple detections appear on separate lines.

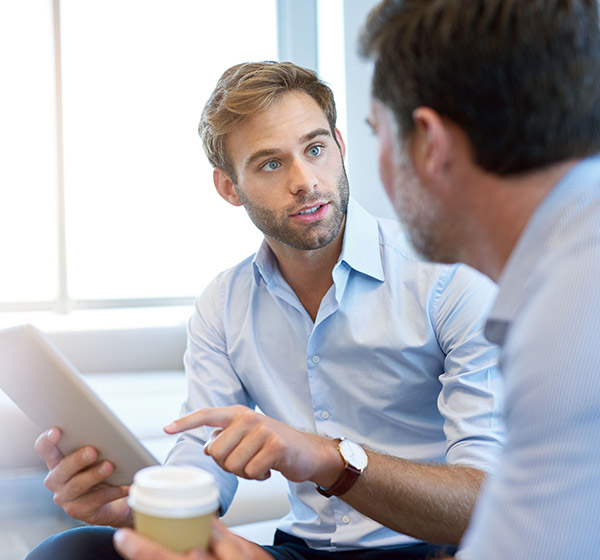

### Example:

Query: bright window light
xmin=60 ymin=0 xmax=275 ymax=301
xmin=0 ymin=0 xmax=59 ymax=303
xmin=317 ymin=0 xmax=347 ymax=142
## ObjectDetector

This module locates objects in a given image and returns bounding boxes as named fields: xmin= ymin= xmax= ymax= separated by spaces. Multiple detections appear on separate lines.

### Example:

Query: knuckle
xmin=231 ymin=404 xmax=247 ymax=415
xmin=88 ymin=510 xmax=103 ymax=526
xmin=265 ymin=435 xmax=285 ymax=454
xmin=243 ymin=463 xmax=263 ymax=480
xmin=254 ymin=422 xmax=272 ymax=439
xmin=63 ymin=503 xmax=77 ymax=518
xmin=243 ymin=466 xmax=257 ymax=479
xmin=33 ymin=434 xmax=45 ymax=453
xmin=222 ymin=457 xmax=240 ymax=475
xmin=238 ymin=406 xmax=254 ymax=418
xmin=52 ymin=492 xmax=65 ymax=508
xmin=44 ymin=472 xmax=56 ymax=492
xmin=238 ymin=410 xmax=258 ymax=428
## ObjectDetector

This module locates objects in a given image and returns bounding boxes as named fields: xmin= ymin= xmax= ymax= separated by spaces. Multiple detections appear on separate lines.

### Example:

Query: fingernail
xmin=164 ymin=422 xmax=177 ymax=433
xmin=113 ymin=529 xmax=124 ymax=546
xmin=113 ymin=528 xmax=130 ymax=553
xmin=98 ymin=462 xmax=112 ymax=476
xmin=82 ymin=448 xmax=96 ymax=463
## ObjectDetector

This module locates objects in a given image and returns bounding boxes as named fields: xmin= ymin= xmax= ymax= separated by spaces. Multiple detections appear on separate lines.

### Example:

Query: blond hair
xmin=199 ymin=61 xmax=337 ymax=182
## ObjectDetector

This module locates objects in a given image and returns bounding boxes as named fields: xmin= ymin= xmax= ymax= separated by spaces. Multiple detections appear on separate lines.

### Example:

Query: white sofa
xmin=0 ymin=320 xmax=289 ymax=550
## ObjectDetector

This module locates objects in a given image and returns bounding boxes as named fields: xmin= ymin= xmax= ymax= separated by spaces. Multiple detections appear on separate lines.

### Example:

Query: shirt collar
xmin=485 ymin=153 xmax=600 ymax=345
xmin=252 ymin=240 xmax=277 ymax=286
xmin=252 ymin=197 xmax=385 ymax=286
xmin=337 ymin=197 xmax=385 ymax=281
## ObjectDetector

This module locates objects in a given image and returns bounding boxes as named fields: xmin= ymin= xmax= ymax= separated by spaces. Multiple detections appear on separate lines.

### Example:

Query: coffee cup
xmin=128 ymin=465 xmax=219 ymax=553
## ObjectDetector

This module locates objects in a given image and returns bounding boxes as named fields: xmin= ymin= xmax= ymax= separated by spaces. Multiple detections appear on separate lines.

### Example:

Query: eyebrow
xmin=300 ymin=128 xmax=331 ymax=144
xmin=244 ymin=128 xmax=332 ymax=169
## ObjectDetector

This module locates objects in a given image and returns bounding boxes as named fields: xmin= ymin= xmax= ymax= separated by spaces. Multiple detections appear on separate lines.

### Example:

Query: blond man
xmin=29 ymin=61 xmax=503 ymax=560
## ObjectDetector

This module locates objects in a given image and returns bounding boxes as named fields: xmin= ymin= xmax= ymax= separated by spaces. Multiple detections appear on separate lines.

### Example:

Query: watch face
xmin=339 ymin=439 xmax=368 ymax=470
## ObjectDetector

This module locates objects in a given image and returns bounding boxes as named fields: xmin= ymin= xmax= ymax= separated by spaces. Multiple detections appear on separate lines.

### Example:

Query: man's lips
xmin=290 ymin=202 xmax=330 ymax=222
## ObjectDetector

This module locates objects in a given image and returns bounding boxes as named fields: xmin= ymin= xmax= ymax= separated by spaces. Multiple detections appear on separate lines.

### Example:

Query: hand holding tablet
xmin=35 ymin=426 xmax=137 ymax=527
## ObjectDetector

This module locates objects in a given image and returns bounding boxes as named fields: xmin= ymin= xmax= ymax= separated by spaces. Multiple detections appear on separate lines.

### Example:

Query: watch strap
xmin=316 ymin=463 xmax=361 ymax=498
xmin=316 ymin=439 xmax=365 ymax=498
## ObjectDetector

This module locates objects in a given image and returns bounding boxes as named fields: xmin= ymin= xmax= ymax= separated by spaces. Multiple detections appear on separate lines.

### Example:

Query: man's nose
xmin=288 ymin=158 xmax=318 ymax=194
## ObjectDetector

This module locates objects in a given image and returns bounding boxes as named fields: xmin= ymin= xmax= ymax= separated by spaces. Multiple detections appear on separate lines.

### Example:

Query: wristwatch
xmin=316 ymin=438 xmax=368 ymax=498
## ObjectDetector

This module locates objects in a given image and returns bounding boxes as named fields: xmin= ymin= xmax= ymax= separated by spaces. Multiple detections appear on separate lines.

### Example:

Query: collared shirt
xmin=460 ymin=155 xmax=600 ymax=559
xmin=167 ymin=198 xmax=504 ymax=550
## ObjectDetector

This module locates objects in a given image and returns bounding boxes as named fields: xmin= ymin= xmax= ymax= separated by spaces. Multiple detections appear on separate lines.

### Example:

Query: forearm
xmin=168 ymin=408 xmax=484 ymax=546
xmin=341 ymin=451 xmax=485 ymax=545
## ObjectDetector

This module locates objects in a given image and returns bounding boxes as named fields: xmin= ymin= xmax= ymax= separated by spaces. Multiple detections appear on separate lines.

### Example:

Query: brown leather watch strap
xmin=316 ymin=463 xmax=361 ymax=498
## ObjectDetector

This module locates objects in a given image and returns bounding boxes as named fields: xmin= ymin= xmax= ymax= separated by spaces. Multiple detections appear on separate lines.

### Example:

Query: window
xmin=1 ymin=1 xmax=59 ymax=306
xmin=1 ymin=0 xmax=348 ymax=316
xmin=1 ymin=0 xmax=278 ymax=312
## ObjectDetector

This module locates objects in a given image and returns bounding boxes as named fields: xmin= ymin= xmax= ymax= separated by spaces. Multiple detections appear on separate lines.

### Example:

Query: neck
xmin=459 ymin=159 xmax=579 ymax=282
xmin=267 ymin=222 xmax=345 ymax=321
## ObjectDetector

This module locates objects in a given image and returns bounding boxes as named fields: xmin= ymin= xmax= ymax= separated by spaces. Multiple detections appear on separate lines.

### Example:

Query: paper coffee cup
xmin=128 ymin=465 xmax=219 ymax=553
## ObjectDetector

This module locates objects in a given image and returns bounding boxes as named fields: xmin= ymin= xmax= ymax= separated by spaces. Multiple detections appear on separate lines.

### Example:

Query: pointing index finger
xmin=164 ymin=407 xmax=240 ymax=434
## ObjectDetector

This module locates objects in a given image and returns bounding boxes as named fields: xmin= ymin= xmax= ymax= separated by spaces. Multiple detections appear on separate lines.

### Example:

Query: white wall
xmin=343 ymin=0 xmax=397 ymax=220
xmin=282 ymin=0 xmax=397 ymax=221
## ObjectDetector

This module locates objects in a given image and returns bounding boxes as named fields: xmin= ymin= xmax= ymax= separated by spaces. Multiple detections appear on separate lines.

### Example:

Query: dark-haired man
xmin=360 ymin=0 xmax=600 ymax=558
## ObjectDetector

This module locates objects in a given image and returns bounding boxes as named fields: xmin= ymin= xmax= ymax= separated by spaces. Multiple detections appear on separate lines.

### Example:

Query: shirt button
xmin=342 ymin=515 xmax=350 ymax=524
xmin=321 ymin=411 xmax=330 ymax=419
xmin=312 ymin=355 xmax=320 ymax=364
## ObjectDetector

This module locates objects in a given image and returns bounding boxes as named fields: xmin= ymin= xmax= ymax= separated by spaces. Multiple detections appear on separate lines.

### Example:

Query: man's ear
xmin=213 ymin=168 xmax=243 ymax=207
xmin=411 ymin=107 xmax=453 ymax=179
xmin=334 ymin=127 xmax=346 ymax=159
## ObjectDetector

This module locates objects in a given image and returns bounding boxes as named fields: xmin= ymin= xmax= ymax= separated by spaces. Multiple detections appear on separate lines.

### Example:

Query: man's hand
xmin=114 ymin=519 xmax=274 ymax=560
xmin=35 ymin=427 xmax=133 ymax=527
xmin=164 ymin=405 xmax=343 ymax=487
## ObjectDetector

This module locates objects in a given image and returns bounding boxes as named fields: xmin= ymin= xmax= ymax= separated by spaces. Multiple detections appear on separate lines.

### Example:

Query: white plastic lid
xmin=128 ymin=466 xmax=219 ymax=518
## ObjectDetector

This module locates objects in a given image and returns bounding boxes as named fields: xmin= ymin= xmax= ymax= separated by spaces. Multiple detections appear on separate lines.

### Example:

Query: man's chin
xmin=283 ymin=231 xmax=340 ymax=251
xmin=406 ymin=231 xmax=459 ymax=265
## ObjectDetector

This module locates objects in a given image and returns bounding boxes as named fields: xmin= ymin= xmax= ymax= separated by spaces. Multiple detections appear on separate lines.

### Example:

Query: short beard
xmin=389 ymin=150 xmax=456 ymax=264
xmin=237 ymin=169 xmax=350 ymax=251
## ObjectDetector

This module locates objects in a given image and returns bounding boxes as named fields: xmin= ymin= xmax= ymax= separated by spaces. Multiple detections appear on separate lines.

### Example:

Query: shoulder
xmin=194 ymin=253 xmax=257 ymax=313
xmin=376 ymin=215 xmax=497 ymax=300
xmin=375 ymin=215 xmax=421 ymax=259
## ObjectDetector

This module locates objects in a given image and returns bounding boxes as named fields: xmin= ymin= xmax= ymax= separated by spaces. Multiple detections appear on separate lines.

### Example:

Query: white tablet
xmin=0 ymin=324 xmax=159 ymax=485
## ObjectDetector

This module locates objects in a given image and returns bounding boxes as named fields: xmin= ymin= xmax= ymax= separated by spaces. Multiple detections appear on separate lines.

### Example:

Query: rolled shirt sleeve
xmin=166 ymin=272 xmax=256 ymax=514
xmin=434 ymin=264 xmax=504 ymax=471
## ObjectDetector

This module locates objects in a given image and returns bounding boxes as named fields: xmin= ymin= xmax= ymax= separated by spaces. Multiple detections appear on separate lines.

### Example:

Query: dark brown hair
xmin=361 ymin=0 xmax=600 ymax=175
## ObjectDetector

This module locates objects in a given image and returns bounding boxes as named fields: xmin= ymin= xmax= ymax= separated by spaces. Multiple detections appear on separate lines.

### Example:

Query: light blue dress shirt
xmin=460 ymin=155 xmax=600 ymax=559
xmin=167 ymin=198 xmax=504 ymax=551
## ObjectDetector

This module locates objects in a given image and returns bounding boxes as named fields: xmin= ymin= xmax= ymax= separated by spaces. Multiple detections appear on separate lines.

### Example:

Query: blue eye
xmin=262 ymin=160 xmax=281 ymax=171
xmin=308 ymin=146 xmax=322 ymax=157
